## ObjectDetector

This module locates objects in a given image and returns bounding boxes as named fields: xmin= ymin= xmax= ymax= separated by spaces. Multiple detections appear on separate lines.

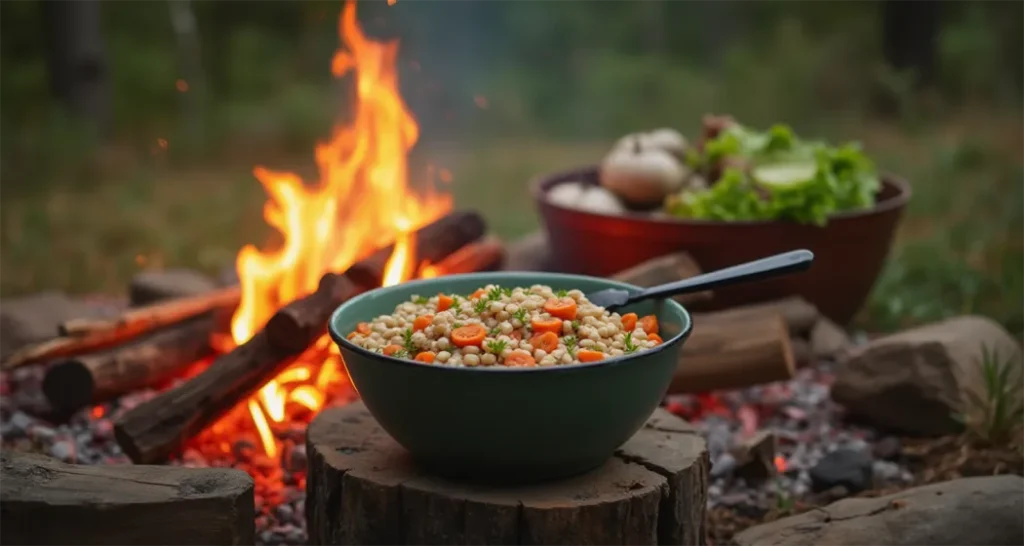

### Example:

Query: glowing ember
xmin=774 ymin=455 xmax=788 ymax=473
xmin=197 ymin=0 xmax=450 ymax=463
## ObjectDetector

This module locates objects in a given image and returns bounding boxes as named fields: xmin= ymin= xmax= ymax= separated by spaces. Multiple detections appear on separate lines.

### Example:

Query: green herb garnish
xmin=571 ymin=320 xmax=581 ymax=331
xmin=563 ymin=335 xmax=577 ymax=356
xmin=412 ymin=295 xmax=429 ymax=305
xmin=451 ymin=295 xmax=462 ymax=306
xmin=487 ymin=286 xmax=504 ymax=301
xmin=453 ymin=322 xmax=463 ymax=329
xmin=623 ymin=331 xmax=638 ymax=354
xmin=485 ymin=339 xmax=509 ymax=354
xmin=512 ymin=308 xmax=528 ymax=323
xmin=555 ymin=289 xmax=569 ymax=298
xmin=489 ymin=326 xmax=501 ymax=336
xmin=392 ymin=349 xmax=409 ymax=359
xmin=474 ymin=298 xmax=489 ymax=314
xmin=401 ymin=328 xmax=416 ymax=354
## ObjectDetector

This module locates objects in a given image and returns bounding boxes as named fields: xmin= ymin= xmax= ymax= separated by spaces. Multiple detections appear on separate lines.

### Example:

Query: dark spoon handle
xmin=632 ymin=249 xmax=815 ymax=303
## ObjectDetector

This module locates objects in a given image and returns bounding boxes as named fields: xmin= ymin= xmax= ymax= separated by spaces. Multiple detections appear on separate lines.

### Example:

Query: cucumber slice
xmin=752 ymin=161 xmax=818 ymax=189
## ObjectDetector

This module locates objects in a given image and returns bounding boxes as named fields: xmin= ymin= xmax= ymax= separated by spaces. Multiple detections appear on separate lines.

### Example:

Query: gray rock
xmin=129 ymin=269 xmax=217 ymax=305
xmin=810 ymin=317 xmax=851 ymax=360
xmin=809 ymin=448 xmax=873 ymax=493
xmin=735 ymin=475 xmax=1024 ymax=546
xmin=0 ymin=292 xmax=120 ymax=360
xmin=49 ymin=440 xmax=77 ymax=462
xmin=832 ymin=316 xmax=1023 ymax=436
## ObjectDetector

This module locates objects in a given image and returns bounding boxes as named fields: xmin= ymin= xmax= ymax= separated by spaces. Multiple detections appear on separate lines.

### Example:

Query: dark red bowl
xmin=531 ymin=166 xmax=911 ymax=325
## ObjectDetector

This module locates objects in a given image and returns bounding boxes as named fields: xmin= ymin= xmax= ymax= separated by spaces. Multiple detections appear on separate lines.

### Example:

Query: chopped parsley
xmin=571 ymin=319 xmax=581 ymax=331
xmin=453 ymin=322 xmax=463 ymax=329
xmin=412 ymin=295 xmax=429 ymax=305
xmin=512 ymin=308 xmax=528 ymax=323
xmin=563 ymin=335 xmax=577 ymax=356
xmin=487 ymin=286 xmax=504 ymax=301
xmin=489 ymin=326 xmax=502 ymax=336
xmin=485 ymin=339 xmax=508 ymax=354
xmin=451 ymin=295 xmax=462 ymax=306
xmin=624 ymin=331 xmax=638 ymax=354
xmin=392 ymin=348 xmax=410 ymax=359
xmin=555 ymin=289 xmax=569 ymax=298
xmin=401 ymin=328 xmax=416 ymax=354
xmin=474 ymin=298 xmax=489 ymax=314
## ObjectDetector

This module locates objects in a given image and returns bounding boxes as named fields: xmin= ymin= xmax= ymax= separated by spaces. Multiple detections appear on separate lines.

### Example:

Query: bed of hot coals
xmin=1 ymin=338 xmax=918 ymax=546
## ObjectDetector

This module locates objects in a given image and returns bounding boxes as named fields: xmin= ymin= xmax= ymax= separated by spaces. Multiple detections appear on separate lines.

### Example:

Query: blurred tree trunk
xmin=41 ymin=0 xmax=111 ymax=134
xmin=168 ymin=0 xmax=206 ymax=154
xmin=882 ymin=0 xmax=940 ymax=86
xmin=643 ymin=0 xmax=667 ymax=56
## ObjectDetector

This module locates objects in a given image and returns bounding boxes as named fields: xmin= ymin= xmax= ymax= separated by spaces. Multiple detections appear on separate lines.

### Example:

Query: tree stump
xmin=307 ymin=402 xmax=709 ymax=545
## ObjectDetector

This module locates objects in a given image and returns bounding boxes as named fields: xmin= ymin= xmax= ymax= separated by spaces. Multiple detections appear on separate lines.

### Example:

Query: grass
xmin=957 ymin=345 xmax=1024 ymax=446
xmin=2 ymin=110 xmax=1021 ymax=336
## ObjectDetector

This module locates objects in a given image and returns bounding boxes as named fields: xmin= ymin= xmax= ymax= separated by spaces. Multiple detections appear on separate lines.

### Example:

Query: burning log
xmin=42 ymin=315 xmax=215 ymax=413
xmin=115 ymin=331 xmax=295 ymax=464
xmin=1 ymin=286 xmax=239 ymax=371
xmin=265 ymin=210 xmax=487 ymax=354
xmin=0 ymin=450 xmax=255 ymax=545
xmin=425 ymin=236 xmax=506 ymax=276
xmin=670 ymin=311 xmax=795 ymax=394
xmin=343 ymin=210 xmax=487 ymax=288
xmin=116 ymin=210 xmax=487 ymax=464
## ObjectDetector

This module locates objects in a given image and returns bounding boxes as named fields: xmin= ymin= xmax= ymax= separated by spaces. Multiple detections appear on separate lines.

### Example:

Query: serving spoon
xmin=587 ymin=249 xmax=815 ymax=312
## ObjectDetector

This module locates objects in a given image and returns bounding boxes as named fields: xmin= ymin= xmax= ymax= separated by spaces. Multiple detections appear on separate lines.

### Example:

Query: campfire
xmin=8 ymin=3 xmax=1017 ymax=546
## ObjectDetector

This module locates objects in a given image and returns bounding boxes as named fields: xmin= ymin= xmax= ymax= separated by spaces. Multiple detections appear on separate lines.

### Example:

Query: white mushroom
xmin=641 ymin=128 xmax=688 ymax=160
xmin=576 ymin=186 xmax=626 ymax=215
xmin=546 ymin=181 xmax=587 ymax=208
xmin=600 ymin=135 xmax=686 ymax=209
xmin=613 ymin=128 xmax=689 ymax=161
xmin=545 ymin=181 xmax=626 ymax=216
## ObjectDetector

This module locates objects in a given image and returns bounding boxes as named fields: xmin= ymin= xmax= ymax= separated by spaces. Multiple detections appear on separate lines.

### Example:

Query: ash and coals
xmin=2 ymin=355 xmax=914 ymax=545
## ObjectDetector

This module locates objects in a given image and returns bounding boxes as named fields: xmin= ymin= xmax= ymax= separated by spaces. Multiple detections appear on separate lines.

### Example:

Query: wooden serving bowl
xmin=531 ymin=166 xmax=911 ymax=325
xmin=328 ymin=271 xmax=692 ymax=484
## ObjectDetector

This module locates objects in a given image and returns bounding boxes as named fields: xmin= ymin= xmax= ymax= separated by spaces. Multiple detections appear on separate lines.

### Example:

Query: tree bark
xmin=41 ymin=0 xmax=111 ymax=133
xmin=0 ymin=450 xmax=254 ymax=545
xmin=306 ymin=402 xmax=708 ymax=545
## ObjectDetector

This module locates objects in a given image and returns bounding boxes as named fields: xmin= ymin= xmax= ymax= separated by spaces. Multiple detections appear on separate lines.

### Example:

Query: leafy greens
xmin=667 ymin=123 xmax=881 ymax=225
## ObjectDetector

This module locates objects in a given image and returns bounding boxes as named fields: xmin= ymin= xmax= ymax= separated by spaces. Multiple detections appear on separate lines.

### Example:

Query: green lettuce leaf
xmin=668 ymin=122 xmax=880 ymax=225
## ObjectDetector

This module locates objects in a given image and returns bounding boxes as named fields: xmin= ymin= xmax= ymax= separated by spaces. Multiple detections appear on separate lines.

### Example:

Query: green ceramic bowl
xmin=328 ymin=271 xmax=692 ymax=484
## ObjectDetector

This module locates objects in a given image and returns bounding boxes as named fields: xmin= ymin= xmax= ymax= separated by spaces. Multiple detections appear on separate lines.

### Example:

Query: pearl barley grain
xmin=349 ymin=284 xmax=659 ymax=367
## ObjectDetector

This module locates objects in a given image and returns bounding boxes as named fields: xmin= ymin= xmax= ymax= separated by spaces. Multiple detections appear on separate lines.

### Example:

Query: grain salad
xmin=345 ymin=284 xmax=663 ymax=367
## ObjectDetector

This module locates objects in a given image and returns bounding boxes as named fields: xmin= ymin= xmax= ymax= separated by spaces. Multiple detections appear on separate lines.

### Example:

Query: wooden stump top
xmin=0 ymin=450 xmax=254 ymax=545
xmin=307 ymin=401 xmax=709 ymax=545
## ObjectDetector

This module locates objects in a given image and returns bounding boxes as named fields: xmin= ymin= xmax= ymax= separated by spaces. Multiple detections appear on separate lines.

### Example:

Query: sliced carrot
xmin=346 ymin=332 xmax=358 ymax=340
xmin=505 ymin=352 xmax=537 ymax=367
xmin=529 ymin=331 xmax=559 ymax=353
xmin=469 ymin=288 xmax=487 ymax=300
xmin=413 ymin=314 xmax=434 ymax=332
xmin=510 ymin=330 xmax=523 ymax=341
xmin=639 ymin=315 xmax=659 ymax=335
xmin=621 ymin=313 xmax=638 ymax=332
xmin=543 ymin=297 xmax=578 ymax=320
xmin=383 ymin=344 xmax=403 ymax=356
xmin=356 ymin=322 xmax=372 ymax=335
xmin=577 ymin=349 xmax=606 ymax=362
xmin=437 ymin=293 xmax=453 ymax=312
xmin=415 ymin=351 xmax=436 ymax=363
xmin=451 ymin=324 xmax=487 ymax=347
xmin=530 ymin=316 xmax=563 ymax=335
xmin=647 ymin=333 xmax=663 ymax=345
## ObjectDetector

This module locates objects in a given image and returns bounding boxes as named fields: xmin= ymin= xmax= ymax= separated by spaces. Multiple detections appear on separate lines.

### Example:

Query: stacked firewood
xmin=3 ymin=221 xmax=846 ymax=468
xmin=1 ymin=211 xmax=501 ymax=464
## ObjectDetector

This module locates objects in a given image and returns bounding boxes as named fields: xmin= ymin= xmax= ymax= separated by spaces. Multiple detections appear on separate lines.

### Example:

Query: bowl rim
xmin=329 ymin=271 xmax=693 ymax=375
xmin=529 ymin=165 xmax=912 ymax=227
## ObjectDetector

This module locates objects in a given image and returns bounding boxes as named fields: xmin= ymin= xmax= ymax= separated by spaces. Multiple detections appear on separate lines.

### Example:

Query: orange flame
xmin=229 ymin=0 xmax=450 ymax=458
